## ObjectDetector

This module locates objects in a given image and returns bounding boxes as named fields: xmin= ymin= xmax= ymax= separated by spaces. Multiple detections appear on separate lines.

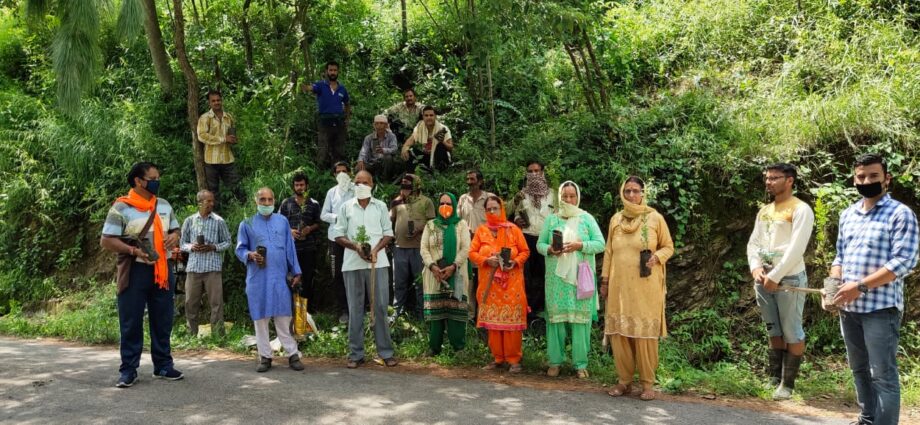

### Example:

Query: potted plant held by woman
xmin=639 ymin=215 xmax=652 ymax=278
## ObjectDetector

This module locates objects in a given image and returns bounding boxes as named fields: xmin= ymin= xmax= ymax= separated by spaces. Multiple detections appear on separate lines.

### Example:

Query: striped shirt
xmin=833 ymin=194 xmax=919 ymax=313
xmin=179 ymin=212 xmax=233 ymax=273
xmin=196 ymin=109 xmax=236 ymax=164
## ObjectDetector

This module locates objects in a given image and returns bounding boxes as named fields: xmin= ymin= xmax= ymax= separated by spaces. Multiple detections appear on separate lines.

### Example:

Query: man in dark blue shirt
xmin=279 ymin=172 xmax=323 ymax=311
xmin=305 ymin=61 xmax=351 ymax=167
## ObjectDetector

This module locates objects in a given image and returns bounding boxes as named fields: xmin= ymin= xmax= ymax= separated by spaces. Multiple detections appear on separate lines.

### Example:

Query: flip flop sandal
xmin=639 ymin=390 xmax=656 ymax=401
xmin=607 ymin=384 xmax=628 ymax=397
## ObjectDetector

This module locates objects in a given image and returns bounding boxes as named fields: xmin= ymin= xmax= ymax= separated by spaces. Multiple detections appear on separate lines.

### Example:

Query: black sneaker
xmin=115 ymin=371 xmax=138 ymax=388
xmin=152 ymin=368 xmax=184 ymax=381
xmin=289 ymin=354 xmax=304 ymax=371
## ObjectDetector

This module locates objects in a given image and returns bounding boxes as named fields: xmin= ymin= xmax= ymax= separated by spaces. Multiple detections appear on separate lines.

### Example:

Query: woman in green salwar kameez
xmin=536 ymin=181 xmax=606 ymax=378
xmin=420 ymin=193 xmax=472 ymax=355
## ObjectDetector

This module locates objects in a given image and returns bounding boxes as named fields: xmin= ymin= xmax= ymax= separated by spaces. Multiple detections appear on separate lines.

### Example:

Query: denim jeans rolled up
xmin=840 ymin=307 xmax=901 ymax=425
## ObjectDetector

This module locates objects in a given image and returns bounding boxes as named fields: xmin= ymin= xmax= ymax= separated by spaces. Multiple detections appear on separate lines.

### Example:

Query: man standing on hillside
xmin=384 ymin=88 xmax=425 ymax=145
xmin=197 ymin=89 xmax=244 ymax=209
xmin=828 ymin=153 xmax=918 ymax=425
xmin=100 ymin=162 xmax=183 ymax=388
xmin=746 ymin=163 xmax=814 ymax=400
xmin=305 ymin=61 xmax=351 ymax=167
xmin=179 ymin=189 xmax=232 ymax=338
xmin=457 ymin=169 xmax=494 ymax=315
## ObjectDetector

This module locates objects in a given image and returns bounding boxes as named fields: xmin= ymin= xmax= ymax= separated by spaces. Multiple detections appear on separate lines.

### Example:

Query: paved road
xmin=0 ymin=337 xmax=849 ymax=425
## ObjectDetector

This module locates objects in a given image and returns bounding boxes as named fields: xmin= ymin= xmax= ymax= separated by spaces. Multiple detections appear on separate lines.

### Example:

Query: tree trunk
xmin=581 ymin=28 xmax=608 ymax=109
xmin=564 ymin=43 xmax=598 ymax=115
xmin=486 ymin=55 xmax=496 ymax=148
xmin=400 ymin=0 xmax=408 ymax=46
xmin=296 ymin=0 xmax=314 ymax=76
xmin=172 ymin=0 xmax=206 ymax=190
xmin=241 ymin=0 xmax=254 ymax=72
xmin=141 ymin=0 xmax=174 ymax=94
xmin=190 ymin=0 xmax=200 ymax=24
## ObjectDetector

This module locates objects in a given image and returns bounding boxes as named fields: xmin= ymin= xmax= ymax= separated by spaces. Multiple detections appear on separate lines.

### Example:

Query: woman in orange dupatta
xmin=469 ymin=195 xmax=530 ymax=373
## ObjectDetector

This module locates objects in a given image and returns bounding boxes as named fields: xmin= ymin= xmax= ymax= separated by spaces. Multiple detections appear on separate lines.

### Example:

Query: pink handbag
xmin=576 ymin=261 xmax=595 ymax=300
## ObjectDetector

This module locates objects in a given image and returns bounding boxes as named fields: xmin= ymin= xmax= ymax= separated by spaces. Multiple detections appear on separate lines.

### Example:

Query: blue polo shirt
xmin=312 ymin=80 xmax=350 ymax=115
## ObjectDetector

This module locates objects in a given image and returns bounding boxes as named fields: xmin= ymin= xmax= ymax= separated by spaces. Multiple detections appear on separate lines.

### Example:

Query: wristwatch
xmin=857 ymin=282 xmax=869 ymax=294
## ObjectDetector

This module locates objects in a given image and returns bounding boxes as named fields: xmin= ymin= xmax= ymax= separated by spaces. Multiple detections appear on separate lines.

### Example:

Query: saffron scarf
xmin=116 ymin=189 xmax=169 ymax=290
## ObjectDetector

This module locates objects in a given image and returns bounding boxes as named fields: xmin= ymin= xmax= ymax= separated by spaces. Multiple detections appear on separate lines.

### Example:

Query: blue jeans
xmin=840 ymin=307 xmax=901 ymax=425
xmin=117 ymin=262 xmax=175 ymax=374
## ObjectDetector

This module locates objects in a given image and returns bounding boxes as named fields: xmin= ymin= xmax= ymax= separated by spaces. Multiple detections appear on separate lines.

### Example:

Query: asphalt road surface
xmin=0 ymin=337 xmax=851 ymax=425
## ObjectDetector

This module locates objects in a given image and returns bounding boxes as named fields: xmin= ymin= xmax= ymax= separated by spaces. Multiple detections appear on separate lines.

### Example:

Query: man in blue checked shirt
xmin=179 ymin=190 xmax=232 ymax=337
xmin=827 ymin=153 xmax=919 ymax=425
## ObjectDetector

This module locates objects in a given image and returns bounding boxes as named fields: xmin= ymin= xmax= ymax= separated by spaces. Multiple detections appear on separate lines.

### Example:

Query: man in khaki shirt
xmin=389 ymin=174 xmax=435 ymax=320
xmin=196 ymin=89 xmax=244 ymax=208
xmin=457 ymin=169 xmax=494 ymax=316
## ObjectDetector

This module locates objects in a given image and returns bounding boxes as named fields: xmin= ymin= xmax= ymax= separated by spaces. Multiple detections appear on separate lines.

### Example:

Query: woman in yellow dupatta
xmin=600 ymin=176 xmax=674 ymax=401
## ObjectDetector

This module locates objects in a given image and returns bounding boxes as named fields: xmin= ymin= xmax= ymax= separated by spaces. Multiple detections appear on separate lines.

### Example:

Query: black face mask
xmin=400 ymin=183 xmax=414 ymax=191
xmin=855 ymin=181 xmax=884 ymax=198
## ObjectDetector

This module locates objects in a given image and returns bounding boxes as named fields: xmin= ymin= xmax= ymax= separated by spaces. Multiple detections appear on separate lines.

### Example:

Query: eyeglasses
xmin=485 ymin=207 xmax=501 ymax=213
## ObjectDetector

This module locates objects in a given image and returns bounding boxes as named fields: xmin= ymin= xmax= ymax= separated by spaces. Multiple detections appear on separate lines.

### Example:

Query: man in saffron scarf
xmin=420 ymin=193 xmax=471 ymax=355
xmin=101 ymin=162 xmax=183 ymax=388
xmin=600 ymin=176 xmax=674 ymax=401
xmin=470 ymin=196 xmax=530 ymax=373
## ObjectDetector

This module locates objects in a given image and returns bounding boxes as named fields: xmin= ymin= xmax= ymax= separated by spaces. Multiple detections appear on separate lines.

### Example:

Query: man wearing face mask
xmin=333 ymin=171 xmax=398 ymax=368
xmin=322 ymin=161 xmax=355 ymax=323
xmin=508 ymin=160 xmax=555 ymax=320
xmin=304 ymin=61 xmax=351 ymax=166
xmin=100 ymin=162 xmax=183 ymax=387
xmin=235 ymin=187 xmax=305 ymax=373
xmin=745 ymin=163 xmax=814 ymax=400
xmin=390 ymin=173 xmax=436 ymax=320
xmin=827 ymin=154 xmax=918 ymax=425
xmin=179 ymin=190 xmax=232 ymax=338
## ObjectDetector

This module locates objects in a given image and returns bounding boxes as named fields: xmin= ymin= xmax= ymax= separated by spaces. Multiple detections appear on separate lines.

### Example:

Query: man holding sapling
xmin=332 ymin=171 xmax=398 ymax=368
xmin=828 ymin=153 xmax=918 ymax=425
xmin=746 ymin=163 xmax=814 ymax=400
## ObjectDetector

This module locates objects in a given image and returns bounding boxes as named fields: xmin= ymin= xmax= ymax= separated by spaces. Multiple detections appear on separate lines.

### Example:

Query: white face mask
xmin=336 ymin=172 xmax=351 ymax=188
xmin=354 ymin=184 xmax=372 ymax=200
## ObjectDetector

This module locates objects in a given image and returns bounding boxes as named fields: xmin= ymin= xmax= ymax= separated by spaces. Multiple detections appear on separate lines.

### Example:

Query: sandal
xmin=482 ymin=362 xmax=501 ymax=370
xmin=607 ymin=384 xmax=628 ymax=397
xmin=546 ymin=366 xmax=560 ymax=377
xmin=383 ymin=357 xmax=399 ymax=367
xmin=576 ymin=369 xmax=589 ymax=379
xmin=508 ymin=363 xmax=523 ymax=374
xmin=639 ymin=389 xmax=656 ymax=401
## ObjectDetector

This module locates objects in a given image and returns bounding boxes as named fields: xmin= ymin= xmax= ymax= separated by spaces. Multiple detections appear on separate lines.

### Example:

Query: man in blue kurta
xmin=236 ymin=187 xmax=305 ymax=373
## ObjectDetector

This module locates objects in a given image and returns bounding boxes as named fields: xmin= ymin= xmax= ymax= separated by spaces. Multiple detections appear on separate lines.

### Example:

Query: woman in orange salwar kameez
xmin=469 ymin=195 xmax=530 ymax=373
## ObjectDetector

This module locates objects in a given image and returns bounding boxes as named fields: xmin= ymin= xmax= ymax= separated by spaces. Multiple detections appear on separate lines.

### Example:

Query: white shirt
xmin=321 ymin=185 xmax=355 ymax=241
xmin=746 ymin=196 xmax=815 ymax=282
xmin=331 ymin=197 xmax=394 ymax=272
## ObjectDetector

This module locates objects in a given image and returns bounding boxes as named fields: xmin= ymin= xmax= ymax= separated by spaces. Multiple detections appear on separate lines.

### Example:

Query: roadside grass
xmin=7 ymin=289 xmax=918 ymax=407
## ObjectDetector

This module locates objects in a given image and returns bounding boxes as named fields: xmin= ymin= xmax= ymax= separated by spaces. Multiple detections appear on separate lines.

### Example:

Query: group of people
xmin=101 ymin=96 xmax=916 ymax=423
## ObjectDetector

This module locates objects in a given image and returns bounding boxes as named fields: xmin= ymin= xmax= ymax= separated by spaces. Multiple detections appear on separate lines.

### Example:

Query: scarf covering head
xmin=404 ymin=173 xmax=421 ymax=202
xmin=435 ymin=192 xmax=461 ymax=288
xmin=413 ymin=119 xmax=447 ymax=168
xmin=614 ymin=177 xmax=656 ymax=234
xmin=485 ymin=197 xmax=515 ymax=230
xmin=116 ymin=189 xmax=169 ymax=290
xmin=557 ymin=181 xmax=585 ymax=219
xmin=523 ymin=171 xmax=550 ymax=209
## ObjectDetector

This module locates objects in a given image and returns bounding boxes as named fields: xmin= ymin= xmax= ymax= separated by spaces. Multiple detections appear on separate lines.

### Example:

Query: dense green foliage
xmin=1 ymin=0 xmax=919 ymax=405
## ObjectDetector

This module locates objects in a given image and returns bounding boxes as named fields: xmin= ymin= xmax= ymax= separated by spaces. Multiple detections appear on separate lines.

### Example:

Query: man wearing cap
xmin=356 ymin=114 xmax=398 ymax=181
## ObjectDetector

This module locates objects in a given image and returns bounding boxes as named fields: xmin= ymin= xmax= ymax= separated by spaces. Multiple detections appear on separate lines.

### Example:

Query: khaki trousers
xmin=185 ymin=271 xmax=224 ymax=336
xmin=611 ymin=334 xmax=659 ymax=389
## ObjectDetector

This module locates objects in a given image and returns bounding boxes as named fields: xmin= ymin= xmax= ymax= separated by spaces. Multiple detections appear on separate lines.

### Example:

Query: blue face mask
xmin=257 ymin=205 xmax=274 ymax=216
xmin=145 ymin=180 xmax=160 ymax=195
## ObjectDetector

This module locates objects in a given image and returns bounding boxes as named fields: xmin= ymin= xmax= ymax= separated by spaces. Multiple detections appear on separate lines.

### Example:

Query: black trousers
xmin=204 ymin=163 xmax=245 ymax=207
xmin=328 ymin=240 xmax=348 ymax=314
xmin=523 ymin=233 xmax=545 ymax=316
xmin=295 ymin=248 xmax=317 ymax=311
xmin=317 ymin=122 xmax=347 ymax=167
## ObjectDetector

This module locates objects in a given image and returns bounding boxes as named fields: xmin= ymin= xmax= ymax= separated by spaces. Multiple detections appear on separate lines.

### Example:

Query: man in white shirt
xmin=746 ymin=163 xmax=815 ymax=400
xmin=321 ymin=161 xmax=355 ymax=323
xmin=332 ymin=171 xmax=398 ymax=369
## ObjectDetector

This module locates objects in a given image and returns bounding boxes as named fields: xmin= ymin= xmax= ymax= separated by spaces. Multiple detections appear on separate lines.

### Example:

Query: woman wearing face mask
xmin=419 ymin=193 xmax=472 ymax=356
xmin=469 ymin=196 xmax=530 ymax=373
xmin=537 ymin=181 xmax=606 ymax=379
xmin=600 ymin=176 xmax=674 ymax=401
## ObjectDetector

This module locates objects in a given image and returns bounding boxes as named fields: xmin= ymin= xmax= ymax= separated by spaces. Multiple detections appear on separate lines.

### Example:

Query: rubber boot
xmin=767 ymin=349 xmax=785 ymax=387
xmin=773 ymin=353 xmax=802 ymax=400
